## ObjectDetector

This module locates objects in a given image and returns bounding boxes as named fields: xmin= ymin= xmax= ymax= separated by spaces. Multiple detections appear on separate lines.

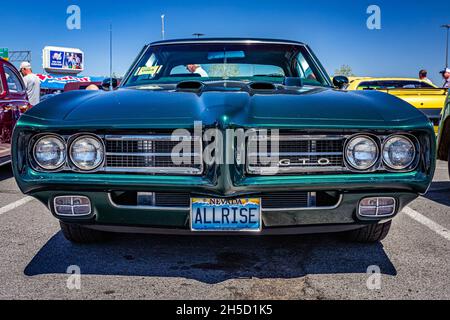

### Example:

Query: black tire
xmin=345 ymin=221 xmax=392 ymax=243
xmin=60 ymin=221 xmax=109 ymax=244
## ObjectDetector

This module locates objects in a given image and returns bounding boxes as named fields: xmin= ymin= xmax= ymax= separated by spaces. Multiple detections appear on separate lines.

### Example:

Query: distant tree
xmin=209 ymin=64 xmax=240 ymax=78
xmin=334 ymin=65 xmax=355 ymax=77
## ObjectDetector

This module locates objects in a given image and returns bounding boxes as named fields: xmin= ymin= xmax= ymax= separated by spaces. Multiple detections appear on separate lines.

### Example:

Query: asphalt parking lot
xmin=0 ymin=162 xmax=449 ymax=300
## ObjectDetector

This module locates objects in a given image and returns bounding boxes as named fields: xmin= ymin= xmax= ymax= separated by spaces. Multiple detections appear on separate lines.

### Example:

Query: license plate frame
xmin=190 ymin=198 xmax=262 ymax=232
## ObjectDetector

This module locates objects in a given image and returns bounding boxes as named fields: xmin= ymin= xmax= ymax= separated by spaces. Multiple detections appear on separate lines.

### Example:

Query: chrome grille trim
xmin=107 ymin=192 xmax=343 ymax=211
xmin=103 ymin=134 xmax=203 ymax=175
xmin=247 ymin=132 xmax=347 ymax=175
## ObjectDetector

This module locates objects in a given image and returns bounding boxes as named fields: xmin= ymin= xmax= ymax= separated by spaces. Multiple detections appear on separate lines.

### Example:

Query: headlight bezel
xmin=382 ymin=134 xmax=419 ymax=171
xmin=32 ymin=134 xmax=67 ymax=171
xmin=68 ymin=134 xmax=106 ymax=172
xmin=344 ymin=134 xmax=380 ymax=171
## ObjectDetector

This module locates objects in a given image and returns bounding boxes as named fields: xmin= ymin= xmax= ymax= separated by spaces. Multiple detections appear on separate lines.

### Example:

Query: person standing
xmin=440 ymin=68 xmax=450 ymax=89
xmin=19 ymin=61 xmax=41 ymax=106
xmin=186 ymin=64 xmax=209 ymax=77
xmin=418 ymin=69 xmax=432 ymax=84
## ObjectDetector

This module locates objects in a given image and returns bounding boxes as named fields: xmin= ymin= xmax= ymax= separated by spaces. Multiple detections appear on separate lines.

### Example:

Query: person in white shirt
xmin=186 ymin=64 xmax=209 ymax=77
xmin=419 ymin=69 xmax=433 ymax=85
xmin=440 ymin=68 xmax=450 ymax=89
xmin=19 ymin=61 xmax=41 ymax=106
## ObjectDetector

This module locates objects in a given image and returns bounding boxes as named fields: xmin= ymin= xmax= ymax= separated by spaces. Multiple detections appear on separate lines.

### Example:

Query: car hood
xmin=21 ymin=86 xmax=429 ymax=130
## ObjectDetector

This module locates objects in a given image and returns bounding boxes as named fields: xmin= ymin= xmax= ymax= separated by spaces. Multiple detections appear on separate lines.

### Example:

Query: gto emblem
xmin=279 ymin=158 xmax=331 ymax=166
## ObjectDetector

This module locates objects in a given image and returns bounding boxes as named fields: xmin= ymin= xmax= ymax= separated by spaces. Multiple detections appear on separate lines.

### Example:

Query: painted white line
xmin=0 ymin=197 xmax=34 ymax=216
xmin=403 ymin=207 xmax=450 ymax=241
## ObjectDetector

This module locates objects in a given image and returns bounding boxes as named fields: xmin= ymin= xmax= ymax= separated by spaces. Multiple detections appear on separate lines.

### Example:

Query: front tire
xmin=60 ymin=221 xmax=109 ymax=244
xmin=345 ymin=221 xmax=392 ymax=243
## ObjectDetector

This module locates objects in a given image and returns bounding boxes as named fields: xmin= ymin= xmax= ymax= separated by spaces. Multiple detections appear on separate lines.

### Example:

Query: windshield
xmin=357 ymin=80 xmax=435 ymax=90
xmin=123 ymin=43 xmax=331 ymax=87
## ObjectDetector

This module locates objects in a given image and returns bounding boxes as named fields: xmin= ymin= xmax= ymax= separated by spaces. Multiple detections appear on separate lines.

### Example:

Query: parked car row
xmin=344 ymin=77 xmax=447 ymax=133
xmin=0 ymin=58 xmax=31 ymax=166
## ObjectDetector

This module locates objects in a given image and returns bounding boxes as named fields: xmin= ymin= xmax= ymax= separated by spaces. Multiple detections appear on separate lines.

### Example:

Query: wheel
xmin=60 ymin=221 xmax=109 ymax=244
xmin=345 ymin=221 xmax=392 ymax=243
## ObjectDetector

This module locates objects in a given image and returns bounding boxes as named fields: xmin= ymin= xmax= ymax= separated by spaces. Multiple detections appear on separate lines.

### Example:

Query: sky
xmin=2 ymin=0 xmax=449 ymax=84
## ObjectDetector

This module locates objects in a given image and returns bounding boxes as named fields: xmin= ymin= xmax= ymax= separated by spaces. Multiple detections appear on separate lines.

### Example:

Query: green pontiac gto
xmin=12 ymin=38 xmax=436 ymax=243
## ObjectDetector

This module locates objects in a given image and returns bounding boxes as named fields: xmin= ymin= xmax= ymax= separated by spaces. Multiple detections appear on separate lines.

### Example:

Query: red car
xmin=0 ymin=58 xmax=30 ymax=166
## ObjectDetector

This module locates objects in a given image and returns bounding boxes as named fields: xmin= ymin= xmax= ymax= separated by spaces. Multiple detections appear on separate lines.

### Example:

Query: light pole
xmin=442 ymin=24 xmax=450 ymax=68
xmin=161 ymin=15 xmax=165 ymax=40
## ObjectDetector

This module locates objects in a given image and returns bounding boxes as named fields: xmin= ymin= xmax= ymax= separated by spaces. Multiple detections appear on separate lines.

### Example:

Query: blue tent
xmin=38 ymin=74 xmax=106 ymax=90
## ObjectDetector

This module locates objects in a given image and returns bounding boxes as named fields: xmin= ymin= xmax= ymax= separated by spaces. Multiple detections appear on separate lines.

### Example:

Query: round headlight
xmin=69 ymin=135 xmax=105 ymax=171
xmin=33 ymin=135 xmax=66 ymax=170
xmin=345 ymin=135 xmax=379 ymax=170
xmin=382 ymin=135 xmax=416 ymax=170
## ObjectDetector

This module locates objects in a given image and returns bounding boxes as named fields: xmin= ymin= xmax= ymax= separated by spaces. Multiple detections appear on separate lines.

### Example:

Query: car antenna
xmin=109 ymin=23 xmax=113 ymax=91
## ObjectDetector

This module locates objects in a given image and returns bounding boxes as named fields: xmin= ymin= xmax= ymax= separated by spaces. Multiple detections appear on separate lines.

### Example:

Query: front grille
xmin=261 ymin=191 xmax=309 ymax=209
xmin=104 ymin=135 xmax=203 ymax=175
xmin=109 ymin=191 xmax=340 ymax=210
xmin=154 ymin=192 xmax=191 ymax=207
xmin=247 ymin=132 xmax=346 ymax=175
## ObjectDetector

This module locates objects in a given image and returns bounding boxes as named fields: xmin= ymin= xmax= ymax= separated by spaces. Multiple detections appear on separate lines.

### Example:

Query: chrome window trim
xmin=149 ymin=40 xmax=307 ymax=47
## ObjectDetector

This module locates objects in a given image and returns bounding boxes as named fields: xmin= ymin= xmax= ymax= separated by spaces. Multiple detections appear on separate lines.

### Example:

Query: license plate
xmin=190 ymin=198 xmax=261 ymax=232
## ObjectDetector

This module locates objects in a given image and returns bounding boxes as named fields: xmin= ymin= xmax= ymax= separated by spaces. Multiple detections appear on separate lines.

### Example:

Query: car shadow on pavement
xmin=24 ymin=232 xmax=396 ymax=284
xmin=424 ymin=181 xmax=450 ymax=207
xmin=0 ymin=163 xmax=12 ymax=181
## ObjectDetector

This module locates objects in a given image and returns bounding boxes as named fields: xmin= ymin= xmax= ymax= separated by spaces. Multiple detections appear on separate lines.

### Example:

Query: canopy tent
xmin=38 ymin=74 xmax=105 ymax=90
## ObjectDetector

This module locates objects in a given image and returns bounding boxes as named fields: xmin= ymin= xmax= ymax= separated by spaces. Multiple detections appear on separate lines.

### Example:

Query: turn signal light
xmin=359 ymin=197 xmax=396 ymax=217
xmin=54 ymin=196 xmax=91 ymax=216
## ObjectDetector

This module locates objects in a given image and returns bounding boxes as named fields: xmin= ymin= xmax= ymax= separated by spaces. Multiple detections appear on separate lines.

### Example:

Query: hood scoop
xmin=249 ymin=82 xmax=277 ymax=91
xmin=176 ymin=80 xmax=204 ymax=93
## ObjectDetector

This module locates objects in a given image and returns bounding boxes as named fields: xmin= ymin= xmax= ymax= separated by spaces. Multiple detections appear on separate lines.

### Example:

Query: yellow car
xmin=346 ymin=77 xmax=448 ymax=132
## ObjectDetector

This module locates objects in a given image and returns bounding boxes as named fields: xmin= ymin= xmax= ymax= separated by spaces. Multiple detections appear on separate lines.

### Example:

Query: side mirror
xmin=102 ymin=78 xmax=119 ymax=91
xmin=333 ymin=76 xmax=349 ymax=89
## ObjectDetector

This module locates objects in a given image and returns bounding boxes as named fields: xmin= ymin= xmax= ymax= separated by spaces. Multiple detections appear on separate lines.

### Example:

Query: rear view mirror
xmin=208 ymin=51 xmax=245 ymax=60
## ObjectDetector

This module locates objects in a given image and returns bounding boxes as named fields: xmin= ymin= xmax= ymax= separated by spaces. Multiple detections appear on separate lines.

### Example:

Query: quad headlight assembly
xmin=345 ymin=133 xmax=419 ymax=172
xmin=31 ymin=134 xmax=105 ymax=172
xmin=32 ymin=135 xmax=67 ymax=171
xmin=69 ymin=135 xmax=105 ymax=171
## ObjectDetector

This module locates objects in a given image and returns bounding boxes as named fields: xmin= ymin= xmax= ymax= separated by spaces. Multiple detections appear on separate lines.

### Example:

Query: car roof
xmin=350 ymin=77 xmax=427 ymax=82
xmin=149 ymin=38 xmax=306 ymax=47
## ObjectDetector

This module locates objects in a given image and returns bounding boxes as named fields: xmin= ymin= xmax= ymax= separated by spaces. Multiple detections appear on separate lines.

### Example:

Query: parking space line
xmin=403 ymin=207 xmax=450 ymax=241
xmin=0 ymin=197 xmax=34 ymax=216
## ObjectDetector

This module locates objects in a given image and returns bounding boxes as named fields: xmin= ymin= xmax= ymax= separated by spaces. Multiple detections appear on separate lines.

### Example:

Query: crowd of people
xmin=419 ymin=68 xmax=450 ymax=88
